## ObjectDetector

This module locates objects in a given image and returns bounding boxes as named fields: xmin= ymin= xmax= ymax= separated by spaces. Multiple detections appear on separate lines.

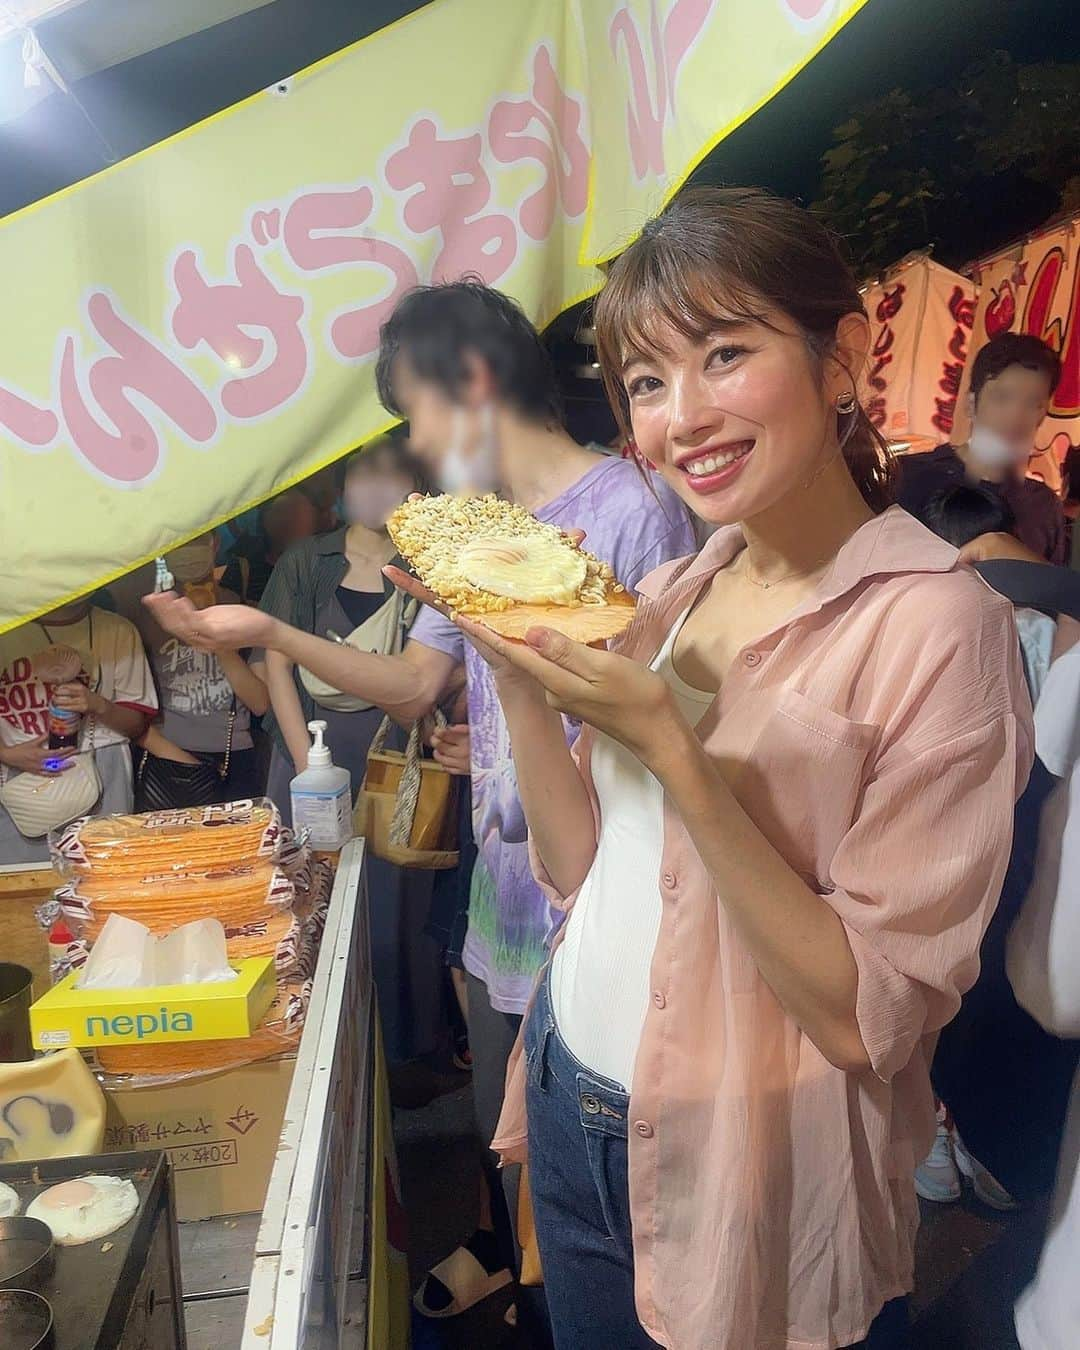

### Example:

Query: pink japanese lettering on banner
xmin=0 ymin=38 xmax=592 ymax=486
xmin=953 ymin=220 xmax=1080 ymax=470
xmin=1022 ymin=241 xmax=1079 ymax=422
xmin=0 ymin=291 xmax=220 ymax=484
xmin=280 ymin=186 xmax=419 ymax=362
xmin=0 ymin=384 xmax=58 ymax=449
xmin=780 ymin=0 xmax=837 ymax=23
xmin=59 ymin=294 xmax=219 ymax=484
xmin=489 ymin=44 xmax=590 ymax=241
xmin=171 ymin=244 xmax=309 ymax=419
xmin=385 ymin=117 xmax=518 ymax=284
xmin=610 ymin=0 xmax=716 ymax=180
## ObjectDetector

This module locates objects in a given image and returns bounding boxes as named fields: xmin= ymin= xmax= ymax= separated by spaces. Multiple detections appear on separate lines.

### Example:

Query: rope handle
xmin=369 ymin=707 xmax=449 ymax=848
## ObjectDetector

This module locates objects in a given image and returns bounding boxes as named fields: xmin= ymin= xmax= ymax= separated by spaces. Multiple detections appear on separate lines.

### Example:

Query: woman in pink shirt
xmin=393 ymin=188 xmax=1033 ymax=1349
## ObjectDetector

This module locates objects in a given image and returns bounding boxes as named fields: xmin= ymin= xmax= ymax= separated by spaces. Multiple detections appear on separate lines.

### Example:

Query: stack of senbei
xmin=43 ymin=799 xmax=333 ymax=1084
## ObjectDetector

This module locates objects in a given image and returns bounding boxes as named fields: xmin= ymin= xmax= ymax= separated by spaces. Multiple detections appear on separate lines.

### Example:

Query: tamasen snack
xmin=387 ymin=494 xmax=636 ymax=641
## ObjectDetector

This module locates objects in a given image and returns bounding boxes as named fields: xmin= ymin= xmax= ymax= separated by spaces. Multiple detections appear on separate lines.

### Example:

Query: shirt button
xmin=634 ymin=1120 xmax=654 ymax=1139
xmin=743 ymin=650 xmax=762 ymax=668
xmin=662 ymin=871 xmax=676 ymax=889
xmin=581 ymin=1093 xmax=602 ymax=1115
xmin=652 ymin=991 xmax=666 ymax=1010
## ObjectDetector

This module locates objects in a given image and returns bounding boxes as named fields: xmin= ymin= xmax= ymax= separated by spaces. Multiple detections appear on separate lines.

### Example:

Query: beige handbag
xmin=354 ymin=711 xmax=459 ymax=870
xmin=299 ymin=590 xmax=418 ymax=713
xmin=0 ymin=719 xmax=101 ymax=839
xmin=1 ymin=611 xmax=103 ymax=839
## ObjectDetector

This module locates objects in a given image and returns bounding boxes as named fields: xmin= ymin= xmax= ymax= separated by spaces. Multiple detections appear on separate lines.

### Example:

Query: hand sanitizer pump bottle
xmin=289 ymin=720 xmax=353 ymax=850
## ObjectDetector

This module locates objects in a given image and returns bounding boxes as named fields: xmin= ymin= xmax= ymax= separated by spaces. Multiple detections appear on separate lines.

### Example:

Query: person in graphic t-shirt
xmin=898 ymin=332 xmax=1066 ymax=563
xmin=0 ymin=600 xmax=157 ymax=863
xmin=144 ymin=280 xmax=695 ymax=1334
xmin=129 ymin=533 xmax=269 ymax=806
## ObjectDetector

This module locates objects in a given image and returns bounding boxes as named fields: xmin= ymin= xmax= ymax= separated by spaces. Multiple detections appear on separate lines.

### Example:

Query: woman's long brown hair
xmin=593 ymin=187 xmax=895 ymax=514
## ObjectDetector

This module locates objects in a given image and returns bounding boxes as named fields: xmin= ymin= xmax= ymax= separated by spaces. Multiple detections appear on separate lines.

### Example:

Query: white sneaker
xmin=914 ymin=1123 xmax=961 ymax=1202
xmin=952 ymin=1131 xmax=1018 ymax=1211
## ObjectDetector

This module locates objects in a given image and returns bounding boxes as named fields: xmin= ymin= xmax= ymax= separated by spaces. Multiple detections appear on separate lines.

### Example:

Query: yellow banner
xmin=0 ymin=0 xmax=868 ymax=632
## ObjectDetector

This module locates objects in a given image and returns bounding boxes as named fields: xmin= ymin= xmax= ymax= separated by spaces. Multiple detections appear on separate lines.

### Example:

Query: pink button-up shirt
xmin=493 ymin=507 xmax=1034 ymax=1350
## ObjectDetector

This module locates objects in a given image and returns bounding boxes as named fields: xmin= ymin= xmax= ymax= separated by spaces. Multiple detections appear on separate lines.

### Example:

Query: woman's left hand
xmin=456 ymin=617 xmax=684 ymax=768
xmin=430 ymin=721 xmax=471 ymax=775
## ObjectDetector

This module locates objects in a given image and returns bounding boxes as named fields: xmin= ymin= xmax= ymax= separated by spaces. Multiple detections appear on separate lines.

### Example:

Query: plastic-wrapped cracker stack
xmin=40 ymin=800 xmax=334 ymax=1084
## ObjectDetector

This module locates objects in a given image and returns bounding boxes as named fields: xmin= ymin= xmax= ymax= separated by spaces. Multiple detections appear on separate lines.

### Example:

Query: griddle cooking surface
xmin=0 ymin=1152 xmax=161 ymax=1350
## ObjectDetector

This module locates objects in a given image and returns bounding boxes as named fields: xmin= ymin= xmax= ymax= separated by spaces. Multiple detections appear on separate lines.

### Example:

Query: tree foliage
xmin=813 ymin=52 xmax=1080 ymax=274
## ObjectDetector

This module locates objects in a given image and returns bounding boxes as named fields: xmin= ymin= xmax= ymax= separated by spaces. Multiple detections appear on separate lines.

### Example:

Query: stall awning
xmin=0 ymin=0 xmax=871 ymax=632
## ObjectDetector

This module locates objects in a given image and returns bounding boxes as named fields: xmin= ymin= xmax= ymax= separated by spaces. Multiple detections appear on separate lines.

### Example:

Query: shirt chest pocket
xmin=733 ymin=688 xmax=879 ymax=891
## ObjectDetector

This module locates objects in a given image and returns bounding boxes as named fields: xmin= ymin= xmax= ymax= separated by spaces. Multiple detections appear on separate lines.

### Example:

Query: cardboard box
xmin=104 ymin=1055 xmax=295 ymax=1220
xmin=30 ymin=956 xmax=276 ymax=1050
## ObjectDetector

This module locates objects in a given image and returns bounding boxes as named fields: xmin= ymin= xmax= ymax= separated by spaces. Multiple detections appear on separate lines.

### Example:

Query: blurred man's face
xmin=391 ymin=355 xmax=498 ymax=493
xmin=390 ymin=357 xmax=459 ymax=477
xmin=263 ymin=492 xmax=317 ymax=552
xmin=972 ymin=364 xmax=1053 ymax=454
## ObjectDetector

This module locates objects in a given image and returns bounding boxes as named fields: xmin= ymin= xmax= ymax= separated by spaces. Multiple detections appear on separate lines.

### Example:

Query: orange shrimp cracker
xmin=51 ymin=800 xmax=283 ymax=875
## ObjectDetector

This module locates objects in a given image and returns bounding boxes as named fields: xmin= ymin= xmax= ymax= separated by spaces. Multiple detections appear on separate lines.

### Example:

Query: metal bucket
xmin=0 ymin=965 xmax=33 ymax=1063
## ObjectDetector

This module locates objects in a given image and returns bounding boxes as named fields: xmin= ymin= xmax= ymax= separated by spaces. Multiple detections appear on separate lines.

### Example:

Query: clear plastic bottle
xmin=289 ymin=720 xmax=353 ymax=851
xmin=35 ymin=645 xmax=86 ymax=750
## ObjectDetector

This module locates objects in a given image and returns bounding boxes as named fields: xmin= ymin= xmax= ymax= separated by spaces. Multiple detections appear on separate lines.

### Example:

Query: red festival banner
xmin=952 ymin=217 xmax=1080 ymax=493
xmin=859 ymin=256 xmax=976 ymax=451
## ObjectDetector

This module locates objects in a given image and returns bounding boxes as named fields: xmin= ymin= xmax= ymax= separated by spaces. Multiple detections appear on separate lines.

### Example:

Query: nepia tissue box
xmin=30 ymin=956 xmax=276 ymax=1049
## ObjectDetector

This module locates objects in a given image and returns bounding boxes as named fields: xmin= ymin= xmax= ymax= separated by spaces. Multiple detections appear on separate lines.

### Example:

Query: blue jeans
xmin=524 ymin=975 xmax=911 ymax=1350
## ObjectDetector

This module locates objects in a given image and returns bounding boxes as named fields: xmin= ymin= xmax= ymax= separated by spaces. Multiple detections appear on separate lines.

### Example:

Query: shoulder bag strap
xmin=219 ymin=696 xmax=237 ymax=781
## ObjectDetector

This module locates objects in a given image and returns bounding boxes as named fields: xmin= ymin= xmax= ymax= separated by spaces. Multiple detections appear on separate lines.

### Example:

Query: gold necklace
xmin=740 ymin=550 xmax=833 ymax=591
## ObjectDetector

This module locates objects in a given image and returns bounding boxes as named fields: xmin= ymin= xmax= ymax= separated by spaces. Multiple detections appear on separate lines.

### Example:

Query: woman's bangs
xmin=602 ymin=244 xmax=765 ymax=369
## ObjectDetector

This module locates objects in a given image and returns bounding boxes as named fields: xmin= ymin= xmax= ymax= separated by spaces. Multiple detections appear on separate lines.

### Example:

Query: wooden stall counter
xmin=0 ymin=863 xmax=57 ymax=998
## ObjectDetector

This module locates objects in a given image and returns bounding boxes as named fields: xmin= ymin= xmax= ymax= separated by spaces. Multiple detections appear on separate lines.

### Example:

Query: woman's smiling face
xmin=621 ymin=309 xmax=839 ymax=528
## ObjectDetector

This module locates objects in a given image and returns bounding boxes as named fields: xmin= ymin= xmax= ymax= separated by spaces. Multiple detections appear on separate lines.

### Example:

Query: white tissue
xmin=76 ymin=914 xmax=238 ymax=989
xmin=157 ymin=919 xmax=238 ymax=985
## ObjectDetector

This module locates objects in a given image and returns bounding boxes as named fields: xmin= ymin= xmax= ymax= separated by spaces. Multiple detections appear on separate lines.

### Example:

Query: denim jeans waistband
xmin=526 ymin=971 xmax=632 ymax=1138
